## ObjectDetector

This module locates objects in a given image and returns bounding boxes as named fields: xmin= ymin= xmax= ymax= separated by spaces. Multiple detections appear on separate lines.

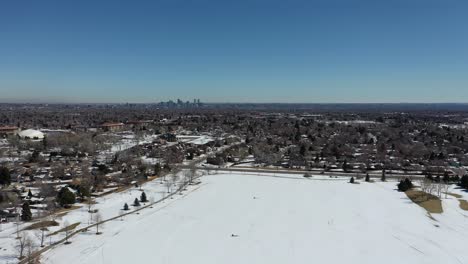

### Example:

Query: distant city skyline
xmin=1 ymin=0 xmax=468 ymax=103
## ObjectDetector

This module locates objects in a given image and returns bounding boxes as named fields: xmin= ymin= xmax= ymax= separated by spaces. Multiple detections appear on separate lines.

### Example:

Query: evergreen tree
xmin=450 ymin=175 xmax=460 ymax=183
xmin=29 ymin=150 xmax=40 ymax=163
xmin=140 ymin=192 xmax=148 ymax=203
xmin=27 ymin=189 xmax=33 ymax=197
xmin=21 ymin=202 xmax=32 ymax=221
xmin=404 ymin=178 xmax=413 ymax=188
xmin=57 ymin=187 xmax=76 ymax=207
xmin=77 ymin=185 xmax=91 ymax=198
xmin=460 ymin=175 xmax=468 ymax=189
xmin=349 ymin=177 xmax=355 ymax=184
xmin=365 ymin=173 xmax=370 ymax=182
xmin=123 ymin=203 xmax=129 ymax=210
xmin=397 ymin=178 xmax=413 ymax=192
xmin=342 ymin=160 xmax=349 ymax=173
xmin=300 ymin=144 xmax=307 ymax=157
xmin=294 ymin=130 xmax=301 ymax=142
xmin=0 ymin=166 xmax=11 ymax=186
xmin=443 ymin=172 xmax=450 ymax=183
xmin=133 ymin=198 xmax=140 ymax=207
xmin=43 ymin=136 xmax=48 ymax=148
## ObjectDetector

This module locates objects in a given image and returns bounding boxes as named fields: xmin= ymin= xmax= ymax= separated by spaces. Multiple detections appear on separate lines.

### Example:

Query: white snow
xmin=141 ymin=156 xmax=161 ymax=165
xmin=97 ymin=133 xmax=158 ymax=162
xmin=0 ymin=173 xmax=182 ymax=263
xmin=18 ymin=129 xmax=45 ymax=139
xmin=177 ymin=135 xmax=214 ymax=145
xmin=38 ymin=173 xmax=468 ymax=264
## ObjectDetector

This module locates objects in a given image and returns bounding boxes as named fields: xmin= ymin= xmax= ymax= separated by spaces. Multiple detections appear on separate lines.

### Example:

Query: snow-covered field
xmin=0 ymin=175 xmax=179 ymax=263
xmin=41 ymin=173 xmax=468 ymax=264
xmin=176 ymin=135 xmax=214 ymax=145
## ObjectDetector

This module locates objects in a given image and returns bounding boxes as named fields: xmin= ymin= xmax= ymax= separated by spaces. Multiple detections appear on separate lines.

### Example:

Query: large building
xmin=0 ymin=126 xmax=19 ymax=137
xmin=100 ymin=122 xmax=125 ymax=132
xmin=18 ymin=129 xmax=45 ymax=140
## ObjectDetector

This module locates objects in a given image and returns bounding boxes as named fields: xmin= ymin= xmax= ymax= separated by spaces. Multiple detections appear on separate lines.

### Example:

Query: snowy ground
xmin=95 ymin=133 xmax=158 ymax=163
xmin=176 ymin=135 xmax=214 ymax=145
xmin=40 ymin=173 xmax=468 ymax=264
xmin=0 ymin=173 xmax=183 ymax=263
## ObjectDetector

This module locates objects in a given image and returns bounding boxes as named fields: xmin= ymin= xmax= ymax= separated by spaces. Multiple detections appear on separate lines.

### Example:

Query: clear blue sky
xmin=1 ymin=0 xmax=467 ymax=103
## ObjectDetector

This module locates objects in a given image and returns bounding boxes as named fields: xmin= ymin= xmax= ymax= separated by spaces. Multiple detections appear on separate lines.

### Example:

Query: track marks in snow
xmin=392 ymin=235 xmax=425 ymax=255
xmin=42 ymin=174 xmax=468 ymax=264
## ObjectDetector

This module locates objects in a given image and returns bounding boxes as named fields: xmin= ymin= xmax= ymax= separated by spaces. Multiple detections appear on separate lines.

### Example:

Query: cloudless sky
xmin=1 ymin=0 xmax=468 ymax=103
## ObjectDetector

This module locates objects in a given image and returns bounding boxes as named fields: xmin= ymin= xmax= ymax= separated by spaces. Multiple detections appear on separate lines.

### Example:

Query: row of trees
xmin=0 ymin=166 xmax=10 ymax=186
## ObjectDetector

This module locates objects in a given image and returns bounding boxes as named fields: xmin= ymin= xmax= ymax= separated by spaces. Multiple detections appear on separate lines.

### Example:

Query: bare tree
xmin=63 ymin=221 xmax=73 ymax=244
xmin=15 ymin=231 xmax=32 ymax=260
xmin=443 ymin=183 xmax=450 ymax=199
xmin=187 ymin=165 xmax=198 ymax=184
xmin=86 ymin=198 xmax=95 ymax=213
xmin=163 ymin=146 xmax=184 ymax=165
xmin=170 ymin=173 xmax=180 ymax=193
xmin=38 ymin=180 xmax=57 ymax=198
xmin=25 ymin=236 xmax=37 ymax=264
xmin=420 ymin=179 xmax=433 ymax=195
xmin=15 ymin=213 xmax=21 ymax=239
xmin=93 ymin=212 xmax=103 ymax=235
xmin=35 ymin=227 xmax=48 ymax=248
xmin=45 ymin=199 xmax=59 ymax=222
xmin=435 ymin=182 xmax=441 ymax=198
xmin=50 ymin=163 xmax=66 ymax=181
xmin=178 ymin=175 xmax=187 ymax=194
xmin=164 ymin=179 xmax=172 ymax=194
xmin=118 ymin=210 xmax=125 ymax=221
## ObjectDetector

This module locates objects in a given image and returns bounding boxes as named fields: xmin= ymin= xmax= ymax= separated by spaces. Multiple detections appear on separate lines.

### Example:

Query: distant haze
xmin=1 ymin=0 xmax=468 ymax=103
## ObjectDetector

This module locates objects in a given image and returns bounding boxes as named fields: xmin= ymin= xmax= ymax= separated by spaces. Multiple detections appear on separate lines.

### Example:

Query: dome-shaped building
xmin=18 ymin=129 xmax=45 ymax=140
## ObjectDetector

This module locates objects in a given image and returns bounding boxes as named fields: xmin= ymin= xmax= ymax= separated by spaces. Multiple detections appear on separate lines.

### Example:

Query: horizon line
xmin=1 ymin=101 xmax=468 ymax=105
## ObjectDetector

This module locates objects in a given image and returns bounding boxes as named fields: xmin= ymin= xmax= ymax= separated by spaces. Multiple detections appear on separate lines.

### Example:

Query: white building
xmin=18 ymin=129 xmax=45 ymax=140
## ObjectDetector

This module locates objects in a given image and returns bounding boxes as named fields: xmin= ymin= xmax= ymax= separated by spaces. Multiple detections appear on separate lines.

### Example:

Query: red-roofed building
xmin=100 ymin=122 xmax=125 ymax=132
xmin=0 ymin=126 xmax=19 ymax=137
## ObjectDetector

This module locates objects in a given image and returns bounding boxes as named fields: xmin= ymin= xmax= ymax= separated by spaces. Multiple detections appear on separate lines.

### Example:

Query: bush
xmin=397 ymin=178 xmax=413 ymax=192
xmin=460 ymin=175 xmax=468 ymax=189
xmin=443 ymin=174 xmax=450 ymax=183
xmin=97 ymin=164 xmax=110 ymax=174
xmin=349 ymin=177 xmax=355 ymax=184
xmin=123 ymin=203 xmax=129 ymax=210
xmin=77 ymin=185 xmax=91 ymax=198
xmin=57 ymin=187 xmax=76 ymax=207
xmin=450 ymin=175 xmax=460 ymax=183
xmin=133 ymin=198 xmax=140 ymax=207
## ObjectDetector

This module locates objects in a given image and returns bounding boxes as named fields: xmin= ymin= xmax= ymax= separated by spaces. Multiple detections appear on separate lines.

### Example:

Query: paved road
xmin=177 ymin=165 xmax=427 ymax=180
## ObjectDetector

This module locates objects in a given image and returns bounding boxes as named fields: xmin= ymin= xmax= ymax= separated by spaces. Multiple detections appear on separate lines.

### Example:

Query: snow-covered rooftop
xmin=18 ymin=129 xmax=45 ymax=139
